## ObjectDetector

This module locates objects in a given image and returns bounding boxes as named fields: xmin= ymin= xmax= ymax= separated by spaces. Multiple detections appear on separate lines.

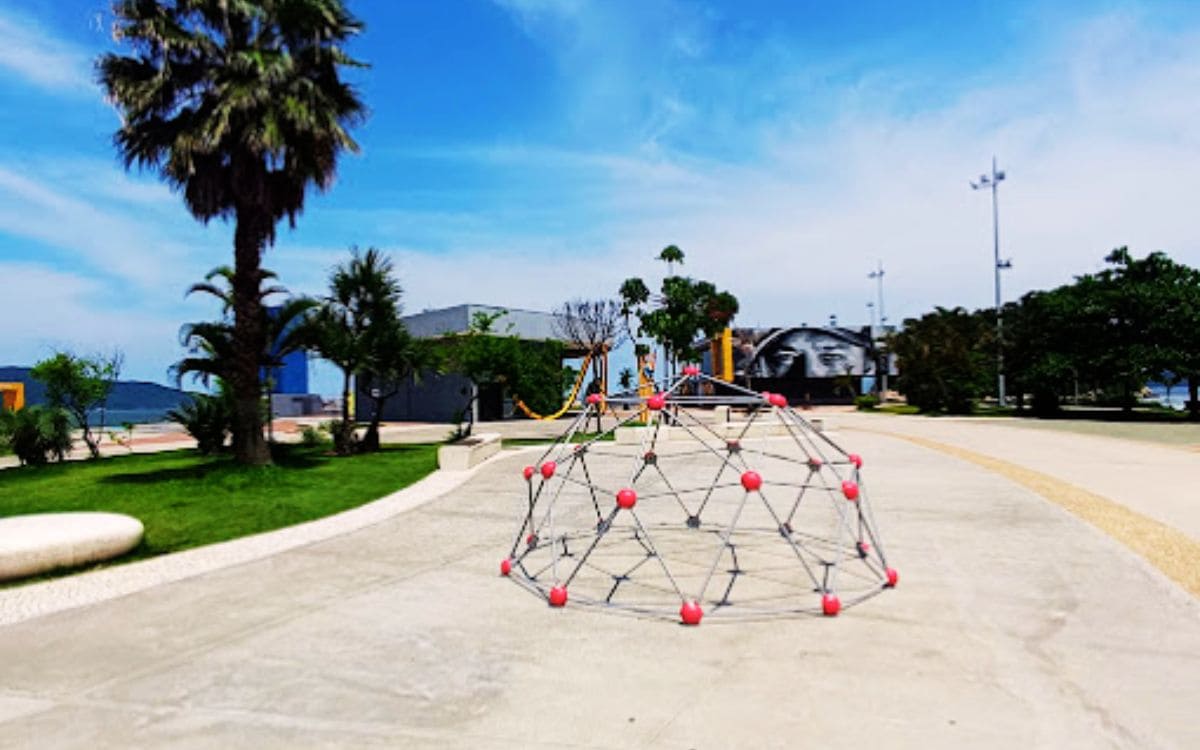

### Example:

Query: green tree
xmin=358 ymin=325 xmax=438 ymax=452
xmin=99 ymin=0 xmax=367 ymax=465
xmin=444 ymin=312 xmax=565 ymax=437
xmin=891 ymin=307 xmax=989 ymax=414
xmin=620 ymin=248 xmax=738 ymax=378
xmin=309 ymin=248 xmax=406 ymax=454
xmin=30 ymin=351 xmax=123 ymax=459
xmin=657 ymin=244 xmax=685 ymax=276
xmin=175 ymin=268 xmax=316 ymax=452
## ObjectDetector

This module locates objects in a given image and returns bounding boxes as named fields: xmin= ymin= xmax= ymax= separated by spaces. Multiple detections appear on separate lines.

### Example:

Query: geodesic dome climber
xmin=499 ymin=368 xmax=898 ymax=625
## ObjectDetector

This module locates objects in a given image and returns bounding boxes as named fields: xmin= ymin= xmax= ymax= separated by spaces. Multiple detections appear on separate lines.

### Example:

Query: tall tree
xmin=310 ymin=247 xmax=402 ymax=454
xmin=174 ymin=267 xmax=316 ymax=453
xmin=99 ymin=0 xmax=367 ymax=465
xmin=620 ymin=249 xmax=738 ymax=378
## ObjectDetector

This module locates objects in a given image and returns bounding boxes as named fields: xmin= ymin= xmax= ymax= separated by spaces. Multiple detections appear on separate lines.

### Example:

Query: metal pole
xmin=973 ymin=158 xmax=1008 ymax=408
xmin=991 ymin=156 xmax=1005 ymax=408
xmin=868 ymin=261 xmax=888 ymax=396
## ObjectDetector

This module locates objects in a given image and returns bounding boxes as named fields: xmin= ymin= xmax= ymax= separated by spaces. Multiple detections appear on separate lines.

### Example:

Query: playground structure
xmin=501 ymin=368 xmax=897 ymax=624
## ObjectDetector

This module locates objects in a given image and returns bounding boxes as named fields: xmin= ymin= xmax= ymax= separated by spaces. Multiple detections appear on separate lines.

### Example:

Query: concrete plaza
xmin=0 ymin=415 xmax=1197 ymax=748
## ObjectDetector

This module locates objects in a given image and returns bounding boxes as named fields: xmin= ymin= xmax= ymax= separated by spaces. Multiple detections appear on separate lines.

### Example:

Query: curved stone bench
xmin=0 ymin=512 xmax=144 ymax=581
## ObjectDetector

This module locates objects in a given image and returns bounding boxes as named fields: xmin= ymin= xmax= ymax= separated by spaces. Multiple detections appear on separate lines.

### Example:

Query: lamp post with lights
xmin=971 ymin=157 xmax=1013 ymax=407
xmin=868 ymin=261 xmax=887 ymax=396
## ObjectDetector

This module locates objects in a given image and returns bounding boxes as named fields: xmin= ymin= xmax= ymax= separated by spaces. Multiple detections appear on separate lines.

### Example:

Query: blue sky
xmin=1 ymin=0 xmax=1199 ymax=392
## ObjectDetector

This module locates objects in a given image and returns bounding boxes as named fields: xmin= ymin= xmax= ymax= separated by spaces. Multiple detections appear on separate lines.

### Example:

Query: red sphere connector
xmin=848 ymin=453 xmax=863 ymax=469
xmin=841 ymin=480 xmax=859 ymax=501
xmin=680 ymin=600 xmax=704 ymax=625
xmin=822 ymin=593 xmax=841 ymax=616
xmin=740 ymin=470 xmax=763 ymax=491
xmin=500 ymin=558 xmax=513 ymax=576
xmin=807 ymin=456 xmax=823 ymax=469
xmin=647 ymin=393 xmax=666 ymax=410
xmin=522 ymin=465 xmax=535 ymax=481
xmin=886 ymin=568 xmax=899 ymax=588
xmin=586 ymin=393 xmax=602 ymax=405
xmin=769 ymin=393 xmax=788 ymax=408
xmin=616 ymin=488 xmax=638 ymax=510
xmin=683 ymin=365 xmax=700 ymax=376
xmin=548 ymin=586 xmax=568 ymax=607
xmin=540 ymin=461 xmax=557 ymax=479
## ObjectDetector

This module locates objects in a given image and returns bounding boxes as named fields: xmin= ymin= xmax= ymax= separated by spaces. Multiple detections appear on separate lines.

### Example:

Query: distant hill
xmin=0 ymin=367 xmax=194 ymax=411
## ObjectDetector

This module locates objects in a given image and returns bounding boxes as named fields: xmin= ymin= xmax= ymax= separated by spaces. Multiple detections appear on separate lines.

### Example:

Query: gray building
xmin=355 ymin=304 xmax=580 ymax=424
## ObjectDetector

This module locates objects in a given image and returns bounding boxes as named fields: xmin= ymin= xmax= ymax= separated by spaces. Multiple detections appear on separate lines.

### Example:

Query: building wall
xmin=355 ymin=372 xmax=478 ymax=424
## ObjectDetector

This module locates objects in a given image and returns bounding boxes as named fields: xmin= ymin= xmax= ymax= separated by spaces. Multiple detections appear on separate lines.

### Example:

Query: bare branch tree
xmin=554 ymin=299 xmax=627 ymax=390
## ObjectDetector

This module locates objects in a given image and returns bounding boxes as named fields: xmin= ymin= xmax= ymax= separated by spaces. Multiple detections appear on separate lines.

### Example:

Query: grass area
xmin=0 ymin=443 xmax=438 ymax=580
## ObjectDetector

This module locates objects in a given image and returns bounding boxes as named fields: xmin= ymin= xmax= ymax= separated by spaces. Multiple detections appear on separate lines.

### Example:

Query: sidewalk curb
xmin=0 ymin=446 xmax=540 ymax=628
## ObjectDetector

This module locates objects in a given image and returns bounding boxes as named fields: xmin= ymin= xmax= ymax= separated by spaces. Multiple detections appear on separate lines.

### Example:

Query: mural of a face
xmin=739 ymin=328 xmax=865 ymax=379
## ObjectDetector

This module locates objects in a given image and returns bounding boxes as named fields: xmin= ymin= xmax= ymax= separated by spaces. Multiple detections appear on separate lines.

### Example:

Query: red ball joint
xmin=680 ymin=600 xmax=704 ymax=625
xmin=769 ymin=393 xmax=788 ymax=408
xmin=540 ymin=461 xmax=557 ymax=480
xmin=647 ymin=393 xmax=666 ymax=411
xmin=760 ymin=391 xmax=773 ymax=403
xmin=526 ymin=533 xmax=538 ymax=547
xmin=841 ymin=480 xmax=859 ymax=501
xmin=522 ymin=465 xmax=535 ymax=481
xmin=856 ymin=540 xmax=871 ymax=557
xmin=500 ymin=558 xmax=513 ymax=576
xmin=586 ymin=393 xmax=602 ymax=405
xmin=886 ymin=568 xmax=899 ymax=588
xmin=616 ymin=488 xmax=638 ymax=510
xmin=848 ymin=453 xmax=863 ymax=469
xmin=807 ymin=456 xmax=823 ymax=469
xmin=741 ymin=470 xmax=763 ymax=492
xmin=548 ymin=586 xmax=568 ymax=607
xmin=683 ymin=365 xmax=700 ymax=376
xmin=822 ymin=593 xmax=841 ymax=617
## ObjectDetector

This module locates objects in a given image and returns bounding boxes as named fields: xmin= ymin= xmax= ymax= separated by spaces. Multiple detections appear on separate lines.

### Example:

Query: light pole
xmin=971 ymin=156 xmax=1012 ymax=407
xmin=868 ymin=261 xmax=888 ymax=395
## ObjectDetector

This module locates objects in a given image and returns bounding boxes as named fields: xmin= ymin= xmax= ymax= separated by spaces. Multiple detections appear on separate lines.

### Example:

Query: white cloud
xmin=0 ymin=10 xmax=95 ymax=96
xmin=423 ymin=9 xmax=1200 ymax=330
xmin=0 ymin=263 xmax=186 ymax=382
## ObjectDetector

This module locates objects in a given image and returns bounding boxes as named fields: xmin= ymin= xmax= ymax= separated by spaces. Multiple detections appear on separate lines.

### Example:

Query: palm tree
xmin=310 ymin=247 xmax=402 ymax=454
xmin=175 ymin=273 xmax=317 ymax=453
xmin=99 ymin=1 xmax=367 ymax=465
xmin=657 ymin=245 xmax=685 ymax=276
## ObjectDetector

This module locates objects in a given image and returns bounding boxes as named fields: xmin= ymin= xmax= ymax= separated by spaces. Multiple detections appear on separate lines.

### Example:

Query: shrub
xmin=0 ymin=406 xmax=73 ymax=466
xmin=300 ymin=424 xmax=331 ymax=448
xmin=855 ymin=394 xmax=879 ymax=411
xmin=167 ymin=394 xmax=232 ymax=455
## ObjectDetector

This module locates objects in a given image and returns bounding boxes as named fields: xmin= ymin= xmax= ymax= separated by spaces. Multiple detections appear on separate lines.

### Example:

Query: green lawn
xmin=0 ymin=444 xmax=438 ymax=578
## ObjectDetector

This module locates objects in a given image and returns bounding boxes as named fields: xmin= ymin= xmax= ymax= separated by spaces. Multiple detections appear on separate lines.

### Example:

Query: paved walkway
xmin=0 ymin=420 xmax=1197 ymax=747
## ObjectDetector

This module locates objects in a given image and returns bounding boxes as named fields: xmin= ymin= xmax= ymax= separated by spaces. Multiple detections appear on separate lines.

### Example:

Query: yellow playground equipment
xmin=0 ymin=382 xmax=24 ymax=412
xmin=513 ymin=349 xmax=607 ymax=421
xmin=513 ymin=329 xmax=733 ymax=422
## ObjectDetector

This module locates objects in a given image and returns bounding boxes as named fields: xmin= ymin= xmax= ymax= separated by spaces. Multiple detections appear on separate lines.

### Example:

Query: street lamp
xmin=868 ymin=261 xmax=888 ymax=395
xmin=971 ymin=156 xmax=1012 ymax=407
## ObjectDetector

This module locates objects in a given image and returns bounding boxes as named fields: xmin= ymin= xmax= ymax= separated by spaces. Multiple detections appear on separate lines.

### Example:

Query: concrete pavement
xmin=1 ymin=421 xmax=1198 ymax=747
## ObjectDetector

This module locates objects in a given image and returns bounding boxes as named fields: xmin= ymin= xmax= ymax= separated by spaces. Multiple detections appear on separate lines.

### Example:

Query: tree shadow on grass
xmin=99 ymin=447 xmax=326 ymax=485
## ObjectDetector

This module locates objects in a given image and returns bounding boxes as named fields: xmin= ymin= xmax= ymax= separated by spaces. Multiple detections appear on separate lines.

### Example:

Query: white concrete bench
xmin=437 ymin=432 xmax=502 ymax=470
xmin=0 ymin=512 xmax=144 ymax=581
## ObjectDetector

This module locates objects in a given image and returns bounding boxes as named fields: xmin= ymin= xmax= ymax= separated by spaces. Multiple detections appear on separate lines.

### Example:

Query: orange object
xmin=0 ymin=382 xmax=24 ymax=411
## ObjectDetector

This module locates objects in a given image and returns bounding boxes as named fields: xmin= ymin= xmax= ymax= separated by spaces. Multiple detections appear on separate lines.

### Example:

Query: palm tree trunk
xmin=231 ymin=206 xmax=271 ymax=466
xmin=337 ymin=370 xmax=354 ymax=454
